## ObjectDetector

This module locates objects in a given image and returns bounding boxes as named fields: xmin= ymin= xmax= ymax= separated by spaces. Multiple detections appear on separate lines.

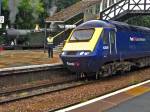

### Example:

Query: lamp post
xmin=0 ymin=0 xmax=1 ymax=15
xmin=44 ymin=23 xmax=47 ymax=53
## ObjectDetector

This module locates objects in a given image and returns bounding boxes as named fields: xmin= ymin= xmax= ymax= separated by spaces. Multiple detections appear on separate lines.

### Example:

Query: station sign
xmin=0 ymin=16 xmax=4 ymax=23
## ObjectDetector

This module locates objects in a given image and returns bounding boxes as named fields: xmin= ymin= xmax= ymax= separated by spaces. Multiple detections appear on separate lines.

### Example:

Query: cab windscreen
xmin=69 ymin=29 xmax=94 ymax=42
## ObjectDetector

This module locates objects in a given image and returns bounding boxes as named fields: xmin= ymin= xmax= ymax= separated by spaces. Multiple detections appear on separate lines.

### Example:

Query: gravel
xmin=0 ymin=68 xmax=150 ymax=112
xmin=0 ymin=50 xmax=61 ymax=68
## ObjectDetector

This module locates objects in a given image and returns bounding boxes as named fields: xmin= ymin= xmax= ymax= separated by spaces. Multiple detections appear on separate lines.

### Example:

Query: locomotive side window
xmin=110 ymin=31 xmax=115 ymax=44
xmin=109 ymin=30 xmax=117 ymax=54
xmin=102 ymin=30 xmax=109 ymax=44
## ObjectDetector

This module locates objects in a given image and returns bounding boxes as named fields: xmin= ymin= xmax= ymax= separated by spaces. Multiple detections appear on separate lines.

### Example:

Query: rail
xmin=0 ymin=80 xmax=85 ymax=104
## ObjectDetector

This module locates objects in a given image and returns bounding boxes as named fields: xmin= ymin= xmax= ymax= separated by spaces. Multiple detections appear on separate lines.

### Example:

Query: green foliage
xmin=1 ymin=0 xmax=80 ymax=29
xmin=19 ymin=0 xmax=32 ymax=11
xmin=2 ymin=0 xmax=150 ymax=29
xmin=0 ymin=36 xmax=5 ymax=44
xmin=127 ymin=16 xmax=150 ymax=27
xmin=2 ymin=0 xmax=44 ymax=28
xmin=2 ymin=0 xmax=8 ymax=10
xmin=17 ymin=0 xmax=44 ymax=28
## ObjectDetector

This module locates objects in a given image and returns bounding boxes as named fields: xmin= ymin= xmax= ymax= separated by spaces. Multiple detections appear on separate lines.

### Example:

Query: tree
xmin=2 ymin=0 xmax=44 ymax=28
xmin=1 ymin=0 xmax=80 ymax=29
xmin=127 ymin=16 xmax=150 ymax=28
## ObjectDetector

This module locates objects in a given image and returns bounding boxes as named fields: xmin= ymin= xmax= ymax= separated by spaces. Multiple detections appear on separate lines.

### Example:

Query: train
xmin=5 ymin=28 xmax=31 ymax=45
xmin=1 ymin=27 xmax=45 ymax=49
xmin=60 ymin=20 xmax=150 ymax=78
xmin=2 ymin=24 xmax=62 ymax=48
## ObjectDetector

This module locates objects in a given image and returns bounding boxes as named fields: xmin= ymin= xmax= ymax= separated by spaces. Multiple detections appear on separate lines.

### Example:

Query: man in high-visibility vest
xmin=47 ymin=36 xmax=54 ymax=58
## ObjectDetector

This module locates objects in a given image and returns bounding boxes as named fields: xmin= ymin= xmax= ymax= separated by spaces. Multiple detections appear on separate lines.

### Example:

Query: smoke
xmin=30 ymin=0 xmax=41 ymax=21
xmin=49 ymin=0 xmax=57 ymax=16
xmin=46 ymin=0 xmax=58 ymax=31
xmin=8 ymin=0 xmax=20 ymax=24
xmin=45 ymin=0 xmax=57 ymax=17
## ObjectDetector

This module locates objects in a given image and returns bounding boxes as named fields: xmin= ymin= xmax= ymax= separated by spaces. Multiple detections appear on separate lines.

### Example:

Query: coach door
xmin=102 ymin=29 xmax=110 ymax=61
xmin=109 ymin=29 xmax=117 ymax=58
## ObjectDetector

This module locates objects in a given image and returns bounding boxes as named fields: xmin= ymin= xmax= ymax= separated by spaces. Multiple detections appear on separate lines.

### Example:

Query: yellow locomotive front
xmin=60 ymin=20 xmax=104 ymax=73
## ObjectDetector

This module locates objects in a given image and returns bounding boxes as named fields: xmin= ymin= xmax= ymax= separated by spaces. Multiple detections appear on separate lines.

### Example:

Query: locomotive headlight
xmin=79 ymin=51 xmax=91 ymax=56
xmin=62 ymin=51 xmax=66 ymax=55
xmin=84 ymin=52 xmax=90 ymax=55
xmin=79 ymin=51 xmax=85 ymax=55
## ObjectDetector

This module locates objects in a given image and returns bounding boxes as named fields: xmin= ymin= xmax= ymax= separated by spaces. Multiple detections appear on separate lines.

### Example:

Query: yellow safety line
xmin=125 ymin=86 xmax=150 ymax=96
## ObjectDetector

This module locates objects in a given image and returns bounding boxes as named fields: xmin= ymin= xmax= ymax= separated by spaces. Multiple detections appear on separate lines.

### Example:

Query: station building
xmin=83 ymin=0 xmax=121 ymax=21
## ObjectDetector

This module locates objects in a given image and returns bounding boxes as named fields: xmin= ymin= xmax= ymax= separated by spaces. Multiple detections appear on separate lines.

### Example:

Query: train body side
xmin=115 ymin=25 xmax=150 ymax=61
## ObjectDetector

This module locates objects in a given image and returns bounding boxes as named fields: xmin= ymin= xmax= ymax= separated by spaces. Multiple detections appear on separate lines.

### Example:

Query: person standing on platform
xmin=47 ymin=35 xmax=54 ymax=58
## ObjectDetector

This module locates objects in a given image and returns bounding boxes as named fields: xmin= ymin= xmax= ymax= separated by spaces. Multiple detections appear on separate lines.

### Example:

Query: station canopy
xmin=45 ymin=0 xmax=101 ymax=23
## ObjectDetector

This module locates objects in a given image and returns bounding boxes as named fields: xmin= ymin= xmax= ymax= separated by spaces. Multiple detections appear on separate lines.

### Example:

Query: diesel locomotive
xmin=60 ymin=20 xmax=150 ymax=78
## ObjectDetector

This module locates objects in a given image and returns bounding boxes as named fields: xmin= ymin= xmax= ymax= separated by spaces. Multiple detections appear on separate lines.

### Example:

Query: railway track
xmin=0 ymin=62 xmax=111 ymax=105
xmin=0 ymin=63 xmax=78 ymax=91
xmin=1 ymin=66 xmax=150 ymax=112
xmin=0 ymin=63 xmax=81 ymax=103
xmin=0 ymin=80 xmax=88 ymax=104
xmin=0 ymin=64 xmax=144 ymax=104
xmin=0 ymin=71 xmax=129 ymax=104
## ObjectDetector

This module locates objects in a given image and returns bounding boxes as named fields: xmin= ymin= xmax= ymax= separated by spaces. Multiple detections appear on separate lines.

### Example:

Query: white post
xmin=0 ymin=0 xmax=1 ymax=15
xmin=100 ymin=0 xmax=103 ymax=12
xmin=0 ymin=16 xmax=4 ymax=29
xmin=107 ymin=0 xmax=110 ymax=8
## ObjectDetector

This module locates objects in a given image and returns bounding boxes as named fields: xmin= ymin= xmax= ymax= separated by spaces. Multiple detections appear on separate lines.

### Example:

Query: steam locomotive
xmin=60 ymin=20 xmax=150 ymax=78
xmin=3 ymin=24 xmax=61 ymax=48
xmin=5 ymin=28 xmax=31 ymax=46
xmin=2 ymin=24 xmax=45 ymax=49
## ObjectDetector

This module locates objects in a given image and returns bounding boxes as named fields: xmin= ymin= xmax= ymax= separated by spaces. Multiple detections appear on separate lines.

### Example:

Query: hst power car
xmin=60 ymin=20 xmax=150 ymax=78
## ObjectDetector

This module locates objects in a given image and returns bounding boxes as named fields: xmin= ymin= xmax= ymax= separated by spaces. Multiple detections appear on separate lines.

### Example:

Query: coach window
xmin=102 ymin=30 xmax=109 ymax=44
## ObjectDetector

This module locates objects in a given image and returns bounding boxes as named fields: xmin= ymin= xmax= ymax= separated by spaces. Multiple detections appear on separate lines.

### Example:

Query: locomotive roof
xmin=76 ymin=20 xmax=150 ymax=33
xmin=109 ymin=20 xmax=150 ymax=33
xmin=76 ymin=20 xmax=115 ymax=29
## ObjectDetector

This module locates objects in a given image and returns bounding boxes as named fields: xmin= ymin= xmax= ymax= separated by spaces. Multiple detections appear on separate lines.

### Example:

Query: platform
xmin=106 ymin=91 xmax=150 ymax=112
xmin=57 ymin=80 xmax=150 ymax=112
xmin=0 ymin=50 xmax=61 ymax=69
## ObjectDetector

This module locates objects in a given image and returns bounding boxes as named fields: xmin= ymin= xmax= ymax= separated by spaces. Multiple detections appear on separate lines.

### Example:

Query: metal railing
xmin=52 ymin=18 xmax=83 ymax=46
xmin=100 ymin=0 xmax=150 ymax=20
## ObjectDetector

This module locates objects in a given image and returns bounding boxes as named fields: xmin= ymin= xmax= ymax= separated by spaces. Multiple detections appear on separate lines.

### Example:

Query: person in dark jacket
xmin=47 ymin=36 xmax=54 ymax=58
